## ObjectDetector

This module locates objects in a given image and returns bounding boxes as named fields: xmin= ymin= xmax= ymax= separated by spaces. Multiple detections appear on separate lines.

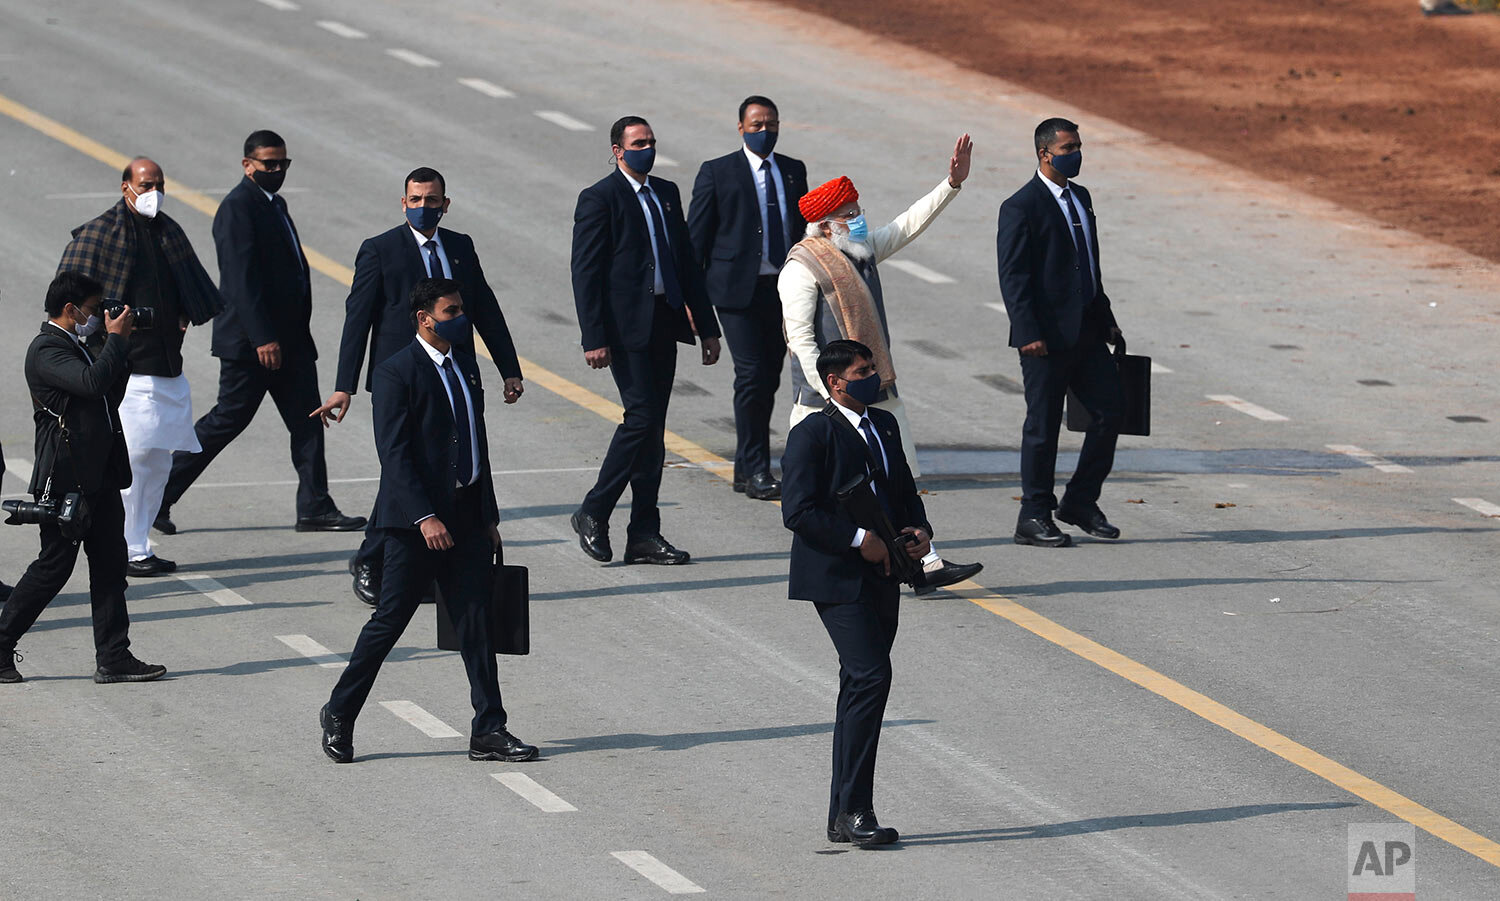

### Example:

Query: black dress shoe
xmin=1014 ymin=517 xmax=1072 ymax=548
xmin=745 ymin=471 xmax=781 ymax=501
xmin=295 ymin=511 xmax=368 ymax=532
xmin=827 ymin=819 xmax=848 ymax=843
xmin=352 ymin=562 xmax=379 ymax=606
xmin=0 ymin=579 xmax=12 ymax=605
xmin=126 ymin=555 xmax=177 ymax=577
xmin=834 ymin=810 xmax=899 ymax=847
xmin=914 ymin=560 xmax=984 ymax=596
xmin=1057 ymin=506 xmax=1121 ymax=540
xmin=152 ymin=508 xmax=177 ymax=535
xmin=470 ymin=728 xmax=539 ymax=762
xmin=732 ymin=475 xmax=747 ymax=494
xmin=571 ymin=509 xmax=612 ymax=562
xmin=321 ymin=704 xmax=353 ymax=763
xmin=623 ymin=535 xmax=690 ymax=565
xmin=94 ymin=654 xmax=167 ymax=684
xmin=0 ymin=647 xmax=22 ymax=684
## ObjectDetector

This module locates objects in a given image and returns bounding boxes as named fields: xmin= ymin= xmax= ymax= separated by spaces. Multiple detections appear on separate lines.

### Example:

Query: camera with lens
xmin=3 ymin=492 xmax=84 ymax=528
xmin=105 ymin=302 xmax=154 ymax=329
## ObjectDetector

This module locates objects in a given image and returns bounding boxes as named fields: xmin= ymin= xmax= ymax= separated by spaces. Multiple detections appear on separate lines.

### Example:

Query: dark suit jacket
xmin=335 ymin=224 xmax=522 ymax=394
xmin=211 ymin=176 xmax=315 ymax=361
xmin=782 ymin=404 xmax=930 ymax=604
xmin=571 ymin=169 xmax=720 ymax=352
xmin=995 ymin=174 xmax=1118 ymax=350
xmin=23 ymin=324 xmax=132 ymax=496
xmin=370 ymin=340 xmax=499 ymax=531
xmin=687 ymin=150 xmax=808 ymax=310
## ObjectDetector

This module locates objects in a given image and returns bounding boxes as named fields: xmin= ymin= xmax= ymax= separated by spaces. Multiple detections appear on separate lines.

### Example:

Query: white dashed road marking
xmin=1206 ymin=394 xmax=1289 ymax=422
xmin=174 ymin=574 xmax=252 ymax=606
xmin=379 ymin=700 xmax=462 ymax=737
xmin=256 ymin=0 xmax=299 ymax=9
xmin=1454 ymin=497 xmax=1500 ymax=518
xmin=984 ymin=302 xmax=1008 ymax=315
xmin=1326 ymin=444 xmax=1413 ymax=474
xmin=653 ymin=154 xmax=680 ymax=167
xmin=885 ymin=259 xmax=955 ymax=284
xmin=386 ymin=48 xmax=440 ymax=67
xmin=457 ymin=77 xmax=515 ymax=98
xmin=276 ymin=635 xmax=348 ymax=668
xmin=1150 ymin=361 xmax=1173 ymax=374
xmin=492 ymin=773 xmax=578 ymax=812
xmin=534 ymin=110 xmax=594 ymax=132
xmin=610 ymin=851 xmax=705 ymax=895
xmin=316 ymin=20 xmax=367 ymax=39
xmin=4 ymin=457 xmax=33 ymax=485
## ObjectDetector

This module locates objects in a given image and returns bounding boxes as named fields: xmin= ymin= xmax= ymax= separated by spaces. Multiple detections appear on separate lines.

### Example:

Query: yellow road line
xmin=8 ymin=87 xmax=1497 ymax=870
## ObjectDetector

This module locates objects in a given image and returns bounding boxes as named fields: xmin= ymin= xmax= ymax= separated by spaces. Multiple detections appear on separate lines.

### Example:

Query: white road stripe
xmin=379 ymin=700 xmax=462 ymax=738
xmin=1206 ymin=394 xmax=1289 ymax=422
xmin=1454 ymin=497 xmax=1500 ymax=518
xmin=983 ymin=302 xmax=1008 ymax=315
xmin=188 ymin=467 xmax=595 ymax=490
xmin=610 ymin=851 xmax=705 ymax=894
xmin=386 ymin=48 xmax=440 ymax=68
xmin=534 ymin=110 xmax=594 ymax=132
xmin=1326 ymin=444 xmax=1413 ymax=474
xmin=4 ymin=457 xmax=33 ymax=485
xmin=884 ymin=259 xmax=956 ymax=284
xmin=316 ymin=20 xmax=367 ymax=39
xmin=491 ymin=773 xmax=577 ymax=812
xmin=457 ymin=77 xmax=514 ymax=98
xmin=256 ymin=0 xmax=299 ymax=9
xmin=174 ymin=574 xmax=252 ymax=606
xmin=276 ymin=634 xmax=347 ymax=668
xmin=653 ymin=154 xmax=680 ymax=167
xmin=1150 ymin=361 xmax=1173 ymax=374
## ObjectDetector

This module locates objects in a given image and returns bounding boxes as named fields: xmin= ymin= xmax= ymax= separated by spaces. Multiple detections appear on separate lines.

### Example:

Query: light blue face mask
xmin=842 ymin=214 xmax=868 ymax=242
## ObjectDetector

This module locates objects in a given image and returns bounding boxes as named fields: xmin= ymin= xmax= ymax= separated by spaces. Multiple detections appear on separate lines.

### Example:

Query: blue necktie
xmin=424 ymin=239 xmax=443 ymax=278
xmin=859 ymin=416 xmax=895 ymax=521
xmin=638 ymin=185 xmax=685 ymax=310
xmin=442 ymin=358 xmax=474 ymax=487
xmin=1060 ymin=187 xmax=1096 ymax=301
xmin=761 ymin=160 xmax=786 ymax=268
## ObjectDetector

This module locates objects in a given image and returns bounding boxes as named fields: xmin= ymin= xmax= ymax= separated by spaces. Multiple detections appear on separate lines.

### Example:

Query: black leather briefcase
xmin=1066 ymin=336 xmax=1151 ymax=437
xmin=435 ymin=553 xmax=530 ymax=656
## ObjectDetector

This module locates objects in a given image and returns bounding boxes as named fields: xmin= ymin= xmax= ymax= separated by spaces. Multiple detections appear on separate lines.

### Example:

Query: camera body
xmin=105 ymin=302 xmax=155 ymax=329
xmin=3 ymin=492 xmax=84 ymax=528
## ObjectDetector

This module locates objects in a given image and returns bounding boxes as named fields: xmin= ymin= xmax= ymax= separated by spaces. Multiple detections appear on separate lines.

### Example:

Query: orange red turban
xmin=798 ymin=176 xmax=859 ymax=223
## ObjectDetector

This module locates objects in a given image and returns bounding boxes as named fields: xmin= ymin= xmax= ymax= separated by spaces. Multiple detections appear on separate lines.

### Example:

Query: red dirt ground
xmin=769 ymin=0 xmax=1500 ymax=262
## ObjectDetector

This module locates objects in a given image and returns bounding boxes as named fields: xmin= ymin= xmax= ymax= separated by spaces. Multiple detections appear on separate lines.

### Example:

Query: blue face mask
xmin=1049 ymin=149 xmax=1082 ymax=179
xmin=743 ymin=129 xmax=777 ymax=157
xmin=431 ymin=313 xmax=471 ymax=346
xmin=841 ymin=371 xmax=882 ymax=406
xmin=621 ymin=147 xmax=655 ymax=175
xmin=406 ymin=204 xmax=443 ymax=232
xmin=842 ymin=214 xmax=869 ymax=243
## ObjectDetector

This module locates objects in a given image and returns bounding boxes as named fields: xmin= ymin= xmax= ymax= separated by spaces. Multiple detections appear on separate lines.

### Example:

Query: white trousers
xmin=122 ymin=446 xmax=173 ymax=560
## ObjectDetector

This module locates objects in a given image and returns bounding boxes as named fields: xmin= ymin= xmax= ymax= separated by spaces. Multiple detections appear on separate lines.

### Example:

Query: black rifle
xmin=835 ymin=470 xmax=923 ymax=589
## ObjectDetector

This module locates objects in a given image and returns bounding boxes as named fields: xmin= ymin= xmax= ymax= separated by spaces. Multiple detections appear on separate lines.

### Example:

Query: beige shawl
xmin=785 ymin=237 xmax=897 ymax=387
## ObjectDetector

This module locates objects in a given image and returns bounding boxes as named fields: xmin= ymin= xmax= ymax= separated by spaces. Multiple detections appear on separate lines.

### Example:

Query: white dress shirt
xmin=1036 ymin=169 xmax=1098 ymax=285
xmin=409 ymin=225 xmax=453 ymax=278
xmin=415 ymin=334 xmax=481 ymax=512
xmin=829 ymin=397 xmax=889 ymax=549
xmin=779 ymin=178 xmax=961 ymax=401
xmin=620 ymin=168 xmax=669 ymax=296
xmin=743 ymin=145 xmax=789 ymax=276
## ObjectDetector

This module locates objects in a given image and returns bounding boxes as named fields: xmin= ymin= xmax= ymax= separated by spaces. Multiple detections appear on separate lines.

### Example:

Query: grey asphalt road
xmin=1 ymin=0 xmax=1498 ymax=898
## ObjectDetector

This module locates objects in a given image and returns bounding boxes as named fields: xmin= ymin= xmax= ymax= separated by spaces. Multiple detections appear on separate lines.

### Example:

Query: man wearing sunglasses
xmin=158 ymin=130 xmax=364 ymax=535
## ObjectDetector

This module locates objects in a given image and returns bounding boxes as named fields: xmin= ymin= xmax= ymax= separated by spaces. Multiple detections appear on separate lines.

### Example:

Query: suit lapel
xmin=396 ymin=226 xmax=426 ymax=280
xmin=439 ymin=229 xmax=464 ymax=283
xmin=411 ymin=341 xmax=455 ymax=429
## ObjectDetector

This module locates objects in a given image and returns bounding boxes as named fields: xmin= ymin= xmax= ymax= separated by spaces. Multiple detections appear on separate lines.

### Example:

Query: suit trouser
xmin=581 ymin=299 xmax=679 ymax=540
xmin=165 ymin=356 xmax=335 ymax=519
xmin=122 ymin=447 xmax=172 ymax=560
xmin=0 ymin=489 xmax=131 ymax=665
xmin=815 ymin=582 xmax=900 ymax=823
xmin=1017 ymin=329 xmax=1124 ymax=521
xmin=328 ymin=485 xmax=507 ymax=735
xmin=717 ymin=276 xmax=786 ymax=479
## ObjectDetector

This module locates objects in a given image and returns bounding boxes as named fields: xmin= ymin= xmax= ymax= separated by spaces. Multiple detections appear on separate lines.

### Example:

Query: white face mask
xmin=130 ymin=187 xmax=162 ymax=219
xmin=75 ymin=312 xmax=101 ymax=338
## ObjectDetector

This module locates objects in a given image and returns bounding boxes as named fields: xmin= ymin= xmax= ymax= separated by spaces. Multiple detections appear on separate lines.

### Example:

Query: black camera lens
xmin=3 ymin=499 xmax=54 ymax=526
xmin=105 ymin=304 xmax=155 ymax=329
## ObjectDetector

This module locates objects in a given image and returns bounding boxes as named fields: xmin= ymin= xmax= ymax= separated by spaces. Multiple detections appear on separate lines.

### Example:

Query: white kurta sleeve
xmin=870 ymin=179 xmax=961 ymax=263
xmin=778 ymin=258 xmax=826 ymax=400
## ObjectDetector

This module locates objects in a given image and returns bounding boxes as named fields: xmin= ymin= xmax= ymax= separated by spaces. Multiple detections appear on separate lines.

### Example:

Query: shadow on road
xmin=1006 ymin=575 xmax=1429 ymax=597
xmin=531 ymin=572 xmax=786 ymax=601
xmin=543 ymin=718 xmax=933 ymax=754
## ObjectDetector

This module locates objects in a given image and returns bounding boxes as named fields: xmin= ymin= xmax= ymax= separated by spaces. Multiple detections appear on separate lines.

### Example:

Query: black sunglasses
xmin=250 ymin=158 xmax=293 ymax=171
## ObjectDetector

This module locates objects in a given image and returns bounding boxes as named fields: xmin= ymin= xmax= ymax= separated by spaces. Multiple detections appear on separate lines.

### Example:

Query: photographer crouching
xmin=0 ymin=272 xmax=166 ymax=684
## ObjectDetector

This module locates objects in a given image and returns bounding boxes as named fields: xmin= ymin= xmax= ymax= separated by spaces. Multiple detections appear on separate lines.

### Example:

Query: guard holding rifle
xmin=0 ymin=272 xmax=166 ymax=684
xmin=780 ymin=339 xmax=938 ymax=847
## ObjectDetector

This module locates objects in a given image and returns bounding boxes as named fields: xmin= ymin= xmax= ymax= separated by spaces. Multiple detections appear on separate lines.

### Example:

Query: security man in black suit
xmin=320 ymin=278 xmax=537 ymax=764
xmin=312 ymin=166 xmax=525 ymax=605
xmin=688 ymin=95 xmax=808 ymax=501
xmin=996 ymin=117 xmax=1125 ymax=549
xmin=781 ymin=339 xmax=932 ymax=847
xmin=0 ymin=272 xmax=166 ymax=685
xmin=158 ymin=130 xmax=364 ymax=534
xmin=569 ymin=115 xmax=722 ymax=565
